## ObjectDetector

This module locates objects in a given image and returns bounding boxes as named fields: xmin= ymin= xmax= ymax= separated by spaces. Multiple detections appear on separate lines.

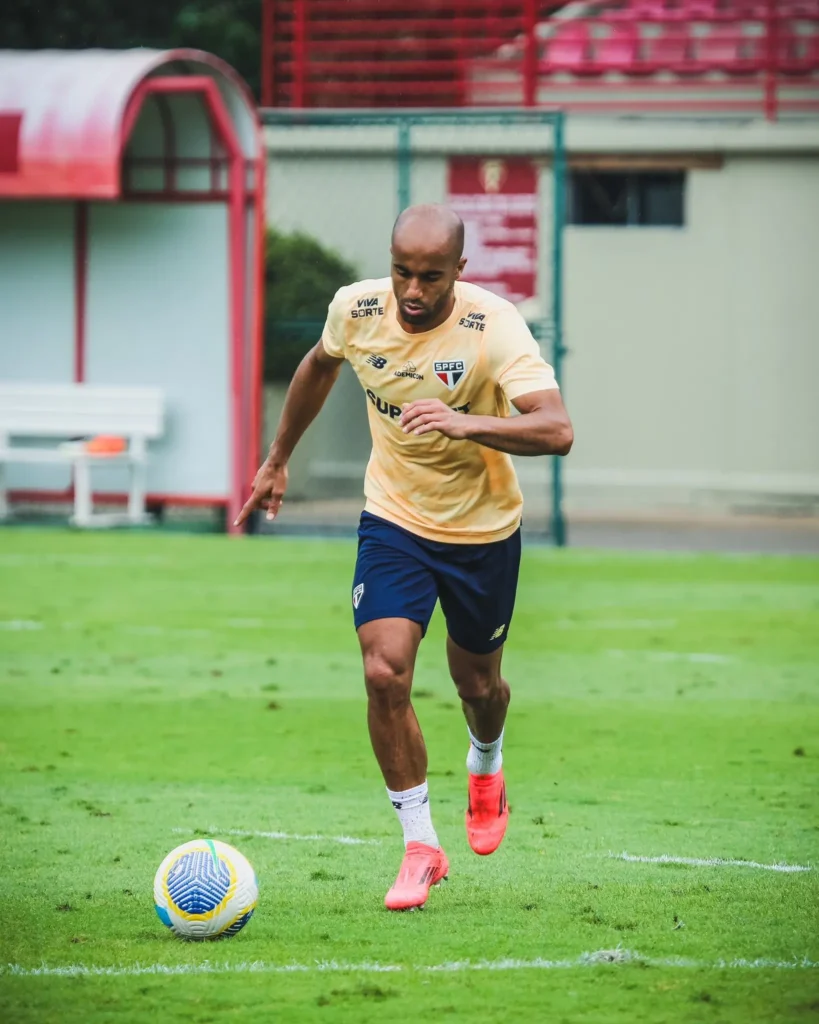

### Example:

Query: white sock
xmin=466 ymin=726 xmax=504 ymax=776
xmin=386 ymin=781 xmax=439 ymax=848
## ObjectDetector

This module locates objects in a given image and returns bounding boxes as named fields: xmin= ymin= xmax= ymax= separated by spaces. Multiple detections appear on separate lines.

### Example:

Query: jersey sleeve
xmin=487 ymin=309 xmax=559 ymax=402
xmin=320 ymin=287 xmax=349 ymax=360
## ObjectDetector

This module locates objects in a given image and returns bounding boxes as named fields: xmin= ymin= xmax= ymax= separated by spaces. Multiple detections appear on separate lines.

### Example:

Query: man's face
xmin=390 ymin=242 xmax=466 ymax=328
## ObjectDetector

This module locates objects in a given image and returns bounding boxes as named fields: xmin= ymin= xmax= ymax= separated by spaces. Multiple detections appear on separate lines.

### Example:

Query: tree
xmin=264 ymin=227 xmax=356 ymax=383
xmin=1 ymin=0 xmax=262 ymax=97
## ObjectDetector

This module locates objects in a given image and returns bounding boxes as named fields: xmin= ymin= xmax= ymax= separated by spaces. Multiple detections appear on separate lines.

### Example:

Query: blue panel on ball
xmin=221 ymin=908 xmax=254 ymax=938
xmin=166 ymin=850 xmax=231 ymax=915
xmin=155 ymin=904 xmax=173 ymax=928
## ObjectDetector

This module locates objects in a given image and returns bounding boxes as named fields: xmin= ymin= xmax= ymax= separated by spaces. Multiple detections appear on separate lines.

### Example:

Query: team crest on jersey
xmin=434 ymin=359 xmax=466 ymax=390
xmin=353 ymin=583 xmax=364 ymax=609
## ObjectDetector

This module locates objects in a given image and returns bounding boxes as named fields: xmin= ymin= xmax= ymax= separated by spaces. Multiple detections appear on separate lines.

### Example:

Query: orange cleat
xmin=384 ymin=842 xmax=449 ymax=911
xmin=466 ymin=770 xmax=509 ymax=855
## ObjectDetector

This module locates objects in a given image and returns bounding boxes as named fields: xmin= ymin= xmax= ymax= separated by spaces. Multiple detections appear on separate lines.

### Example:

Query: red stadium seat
xmin=595 ymin=25 xmax=642 ymax=71
xmin=695 ymin=24 xmax=760 ymax=72
xmin=732 ymin=2 xmax=767 ymax=17
xmin=641 ymin=26 xmax=697 ymax=72
xmin=604 ymin=4 xmax=644 ymax=21
xmin=779 ymin=31 xmax=819 ymax=73
xmin=629 ymin=0 xmax=684 ymax=20
xmin=541 ymin=21 xmax=591 ymax=73
xmin=683 ymin=0 xmax=719 ymax=19
xmin=782 ymin=0 xmax=819 ymax=16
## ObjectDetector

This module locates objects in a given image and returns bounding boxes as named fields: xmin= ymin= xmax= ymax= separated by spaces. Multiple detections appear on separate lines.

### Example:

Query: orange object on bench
xmin=84 ymin=435 xmax=127 ymax=455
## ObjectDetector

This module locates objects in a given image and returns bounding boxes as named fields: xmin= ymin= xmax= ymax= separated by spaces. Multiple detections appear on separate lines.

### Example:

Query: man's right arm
xmin=234 ymin=341 xmax=344 ymax=526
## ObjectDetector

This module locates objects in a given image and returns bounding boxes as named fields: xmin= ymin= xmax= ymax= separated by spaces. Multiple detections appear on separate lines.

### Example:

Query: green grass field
xmin=0 ymin=528 xmax=817 ymax=1023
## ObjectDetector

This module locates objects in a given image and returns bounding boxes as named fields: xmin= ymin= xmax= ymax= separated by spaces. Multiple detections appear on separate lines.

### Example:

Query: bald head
xmin=392 ymin=204 xmax=465 ymax=262
xmin=389 ymin=204 xmax=467 ymax=332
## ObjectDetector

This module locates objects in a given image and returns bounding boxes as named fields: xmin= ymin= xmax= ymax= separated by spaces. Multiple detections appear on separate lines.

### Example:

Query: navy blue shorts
xmin=352 ymin=512 xmax=521 ymax=655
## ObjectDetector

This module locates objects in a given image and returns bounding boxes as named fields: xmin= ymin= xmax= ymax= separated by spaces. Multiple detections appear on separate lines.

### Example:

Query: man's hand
xmin=399 ymin=399 xmax=471 ymax=440
xmin=234 ymin=460 xmax=289 ymax=526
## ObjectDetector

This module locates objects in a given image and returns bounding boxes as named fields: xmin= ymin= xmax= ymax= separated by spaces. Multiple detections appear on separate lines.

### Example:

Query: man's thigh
xmin=353 ymin=513 xmax=439 ymax=636
xmin=436 ymin=528 xmax=521 ymax=655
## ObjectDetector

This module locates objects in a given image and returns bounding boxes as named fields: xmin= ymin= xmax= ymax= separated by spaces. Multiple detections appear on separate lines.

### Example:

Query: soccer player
xmin=236 ymin=204 xmax=573 ymax=911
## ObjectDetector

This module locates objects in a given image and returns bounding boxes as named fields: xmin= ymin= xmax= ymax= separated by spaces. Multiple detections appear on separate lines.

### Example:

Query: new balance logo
xmin=366 ymin=354 xmax=387 ymax=369
xmin=489 ymin=624 xmax=506 ymax=641
xmin=394 ymin=360 xmax=424 ymax=380
xmin=352 ymin=297 xmax=385 ymax=319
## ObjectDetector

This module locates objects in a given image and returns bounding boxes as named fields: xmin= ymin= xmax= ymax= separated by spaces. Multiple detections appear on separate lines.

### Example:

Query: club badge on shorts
xmin=434 ymin=359 xmax=466 ymax=390
xmin=353 ymin=583 xmax=364 ymax=609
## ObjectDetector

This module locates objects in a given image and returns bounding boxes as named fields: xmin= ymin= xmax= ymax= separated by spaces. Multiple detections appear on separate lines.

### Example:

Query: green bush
xmin=264 ymin=227 xmax=357 ymax=383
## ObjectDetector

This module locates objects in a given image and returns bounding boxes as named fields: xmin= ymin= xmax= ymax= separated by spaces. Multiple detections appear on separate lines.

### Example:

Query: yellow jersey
xmin=321 ymin=278 xmax=558 ymax=544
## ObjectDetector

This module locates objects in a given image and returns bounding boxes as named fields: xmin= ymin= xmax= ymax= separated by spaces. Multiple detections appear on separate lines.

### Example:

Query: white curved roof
xmin=0 ymin=48 xmax=260 ymax=198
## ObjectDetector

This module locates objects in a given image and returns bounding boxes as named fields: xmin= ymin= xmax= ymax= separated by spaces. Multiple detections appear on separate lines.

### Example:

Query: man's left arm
xmin=399 ymin=388 xmax=573 ymax=456
xmin=400 ymin=309 xmax=573 ymax=456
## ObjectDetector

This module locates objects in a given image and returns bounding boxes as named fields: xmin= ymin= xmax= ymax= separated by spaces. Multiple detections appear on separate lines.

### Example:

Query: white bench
xmin=0 ymin=383 xmax=164 ymax=528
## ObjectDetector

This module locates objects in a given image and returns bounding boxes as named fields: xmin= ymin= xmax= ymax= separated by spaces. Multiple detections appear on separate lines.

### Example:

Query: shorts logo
xmin=353 ymin=583 xmax=365 ymax=609
xmin=394 ymin=360 xmax=424 ymax=380
xmin=489 ymin=624 xmax=506 ymax=641
xmin=434 ymin=359 xmax=466 ymax=390
xmin=366 ymin=354 xmax=387 ymax=370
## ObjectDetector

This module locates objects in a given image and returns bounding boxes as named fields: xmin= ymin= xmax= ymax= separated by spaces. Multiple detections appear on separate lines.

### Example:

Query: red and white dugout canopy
xmin=0 ymin=49 xmax=265 ymax=531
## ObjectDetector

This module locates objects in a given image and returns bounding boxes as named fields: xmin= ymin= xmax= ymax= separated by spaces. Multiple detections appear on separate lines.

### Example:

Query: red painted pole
xmin=294 ymin=0 xmax=307 ymax=108
xmin=261 ymin=0 xmax=274 ymax=107
xmin=764 ymin=0 xmax=778 ymax=121
xmin=250 ymin=149 xmax=267 ymax=498
xmin=523 ymin=0 xmax=538 ymax=107
xmin=457 ymin=0 xmax=469 ymax=106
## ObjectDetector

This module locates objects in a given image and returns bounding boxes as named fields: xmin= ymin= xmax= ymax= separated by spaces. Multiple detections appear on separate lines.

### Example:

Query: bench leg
xmin=128 ymin=437 xmax=147 ymax=524
xmin=0 ymin=461 xmax=8 ymax=520
xmin=128 ymin=461 xmax=147 ymax=524
xmin=73 ymin=458 xmax=93 ymax=527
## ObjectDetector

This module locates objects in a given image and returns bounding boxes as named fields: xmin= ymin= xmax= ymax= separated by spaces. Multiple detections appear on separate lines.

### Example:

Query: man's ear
xmin=455 ymin=257 xmax=467 ymax=279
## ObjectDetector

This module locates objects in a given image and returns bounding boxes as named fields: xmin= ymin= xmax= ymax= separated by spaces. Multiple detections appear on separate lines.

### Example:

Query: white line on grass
xmin=0 ymin=620 xmax=43 ymax=631
xmin=123 ymin=626 xmax=212 ymax=638
xmin=0 ymin=555 xmax=167 ymax=567
xmin=606 ymin=649 xmax=735 ymax=664
xmin=611 ymin=851 xmax=812 ymax=873
xmin=554 ymin=619 xmax=677 ymax=630
xmin=4 ymin=950 xmax=817 ymax=979
xmin=171 ymin=827 xmax=381 ymax=847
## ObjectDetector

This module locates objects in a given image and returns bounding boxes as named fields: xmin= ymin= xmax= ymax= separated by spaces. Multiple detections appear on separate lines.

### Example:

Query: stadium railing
xmin=261 ymin=0 xmax=819 ymax=119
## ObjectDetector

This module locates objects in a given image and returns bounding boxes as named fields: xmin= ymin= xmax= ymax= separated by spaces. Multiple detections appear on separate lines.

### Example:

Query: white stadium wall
xmin=85 ymin=203 xmax=232 ymax=498
xmin=564 ymin=154 xmax=819 ymax=516
xmin=0 ymin=201 xmax=76 ymax=491
xmin=265 ymin=119 xmax=819 ymax=516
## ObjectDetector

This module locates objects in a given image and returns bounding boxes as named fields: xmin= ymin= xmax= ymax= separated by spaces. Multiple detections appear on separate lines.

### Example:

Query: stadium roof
xmin=0 ymin=48 xmax=257 ymax=199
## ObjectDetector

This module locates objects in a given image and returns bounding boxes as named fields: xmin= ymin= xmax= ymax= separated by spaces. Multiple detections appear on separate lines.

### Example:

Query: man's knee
xmin=363 ymin=650 xmax=413 ymax=708
xmin=450 ymin=663 xmax=504 ymax=703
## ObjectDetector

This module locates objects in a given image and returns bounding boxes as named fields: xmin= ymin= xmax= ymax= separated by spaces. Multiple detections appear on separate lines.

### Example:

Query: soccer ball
xmin=153 ymin=839 xmax=258 ymax=940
